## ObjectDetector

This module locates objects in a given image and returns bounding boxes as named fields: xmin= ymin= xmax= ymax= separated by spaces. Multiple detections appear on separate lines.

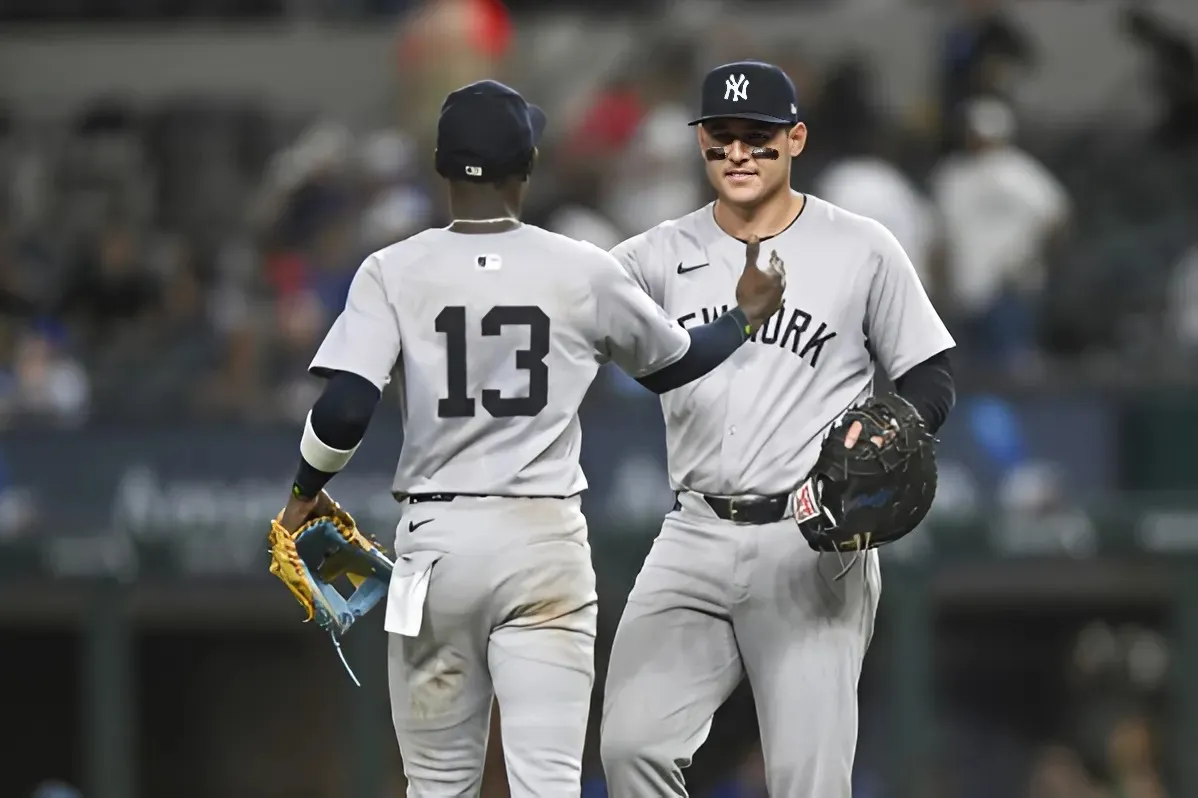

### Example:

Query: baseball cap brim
xmin=688 ymin=112 xmax=796 ymax=126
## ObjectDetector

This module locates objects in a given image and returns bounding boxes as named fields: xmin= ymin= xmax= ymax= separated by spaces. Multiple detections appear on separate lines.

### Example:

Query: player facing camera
xmin=433 ymin=79 xmax=542 ymax=229
xmin=691 ymin=61 xmax=807 ymax=212
xmin=599 ymin=59 xmax=955 ymax=797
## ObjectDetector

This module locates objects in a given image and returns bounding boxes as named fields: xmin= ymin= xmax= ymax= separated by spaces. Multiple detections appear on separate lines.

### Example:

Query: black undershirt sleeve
xmin=892 ymin=348 xmax=956 ymax=434
xmin=291 ymin=371 xmax=382 ymax=498
xmin=635 ymin=307 xmax=751 ymax=395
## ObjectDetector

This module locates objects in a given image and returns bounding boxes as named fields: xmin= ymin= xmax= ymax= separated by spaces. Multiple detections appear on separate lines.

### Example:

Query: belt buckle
xmin=728 ymin=501 xmax=739 ymax=522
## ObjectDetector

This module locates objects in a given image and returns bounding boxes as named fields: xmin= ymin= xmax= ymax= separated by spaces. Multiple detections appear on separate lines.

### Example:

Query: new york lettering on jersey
xmin=676 ymin=302 xmax=837 ymax=367
xmin=308 ymin=224 xmax=691 ymax=500
xmin=612 ymin=195 xmax=955 ymax=496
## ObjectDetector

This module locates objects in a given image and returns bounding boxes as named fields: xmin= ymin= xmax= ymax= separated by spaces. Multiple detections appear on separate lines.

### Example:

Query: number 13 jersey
xmin=308 ymin=224 xmax=691 ymax=498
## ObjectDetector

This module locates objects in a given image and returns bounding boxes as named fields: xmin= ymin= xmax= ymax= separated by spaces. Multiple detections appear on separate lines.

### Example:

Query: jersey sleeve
xmin=588 ymin=249 xmax=690 ymax=378
xmin=864 ymin=221 xmax=956 ymax=379
xmin=308 ymin=254 xmax=401 ymax=390
xmin=609 ymin=232 xmax=657 ymax=299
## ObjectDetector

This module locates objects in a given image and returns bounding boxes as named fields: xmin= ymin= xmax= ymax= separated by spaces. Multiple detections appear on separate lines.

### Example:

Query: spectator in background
xmin=194 ymin=239 xmax=275 ymax=421
xmin=55 ymin=218 xmax=161 ymax=356
xmin=0 ymin=321 xmax=89 ymax=427
xmin=768 ymin=50 xmax=827 ymax=188
xmin=565 ymin=74 xmax=645 ymax=166
xmin=269 ymin=288 xmax=330 ymax=423
xmin=357 ymin=128 xmax=433 ymax=251
xmin=930 ymin=97 xmax=1069 ymax=374
xmin=96 ymin=239 xmax=226 ymax=419
xmin=603 ymin=42 xmax=703 ymax=236
xmin=1062 ymin=621 xmax=1171 ymax=798
xmin=542 ymin=161 xmax=624 ymax=251
xmin=938 ymin=0 xmax=1035 ymax=152
xmin=259 ymin=123 xmax=362 ymax=331
xmin=1121 ymin=4 xmax=1198 ymax=150
xmin=814 ymin=56 xmax=943 ymax=301
xmin=394 ymin=0 xmax=513 ymax=149
xmin=256 ymin=121 xmax=357 ymax=254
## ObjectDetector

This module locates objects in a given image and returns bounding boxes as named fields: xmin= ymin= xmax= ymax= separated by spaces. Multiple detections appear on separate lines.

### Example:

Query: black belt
xmin=406 ymin=493 xmax=572 ymax=505
xmin=406 ymin=493 xmax=467 ymax=504
xmin=672 ymin=492 xmax=791 ymax=525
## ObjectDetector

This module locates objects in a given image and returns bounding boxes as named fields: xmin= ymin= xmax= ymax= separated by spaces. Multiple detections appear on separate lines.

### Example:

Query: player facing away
xmin=271 ymin=80 xmax=784 ymax=797
xmin=598 ymin=61 xmax=958 ymax=797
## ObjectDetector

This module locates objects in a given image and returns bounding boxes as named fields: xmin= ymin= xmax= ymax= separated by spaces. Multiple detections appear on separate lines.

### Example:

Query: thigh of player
xmin=388 ymin=548 xmax=497 ymax=797
xmin=600 ymin=512 xmax=746 ymax=796
xmin=487 ymin=532 xmax=600 ymax=798
xmin=734 ymin=525 xmax=882 ymax=798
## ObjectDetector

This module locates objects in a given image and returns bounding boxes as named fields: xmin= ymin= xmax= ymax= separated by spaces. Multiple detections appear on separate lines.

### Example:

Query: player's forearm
xmin=636 ymin=307 xmax=751 ymax=394
xmin=291 ymin=371 xmax=382 ymax=498
xmin=893 ymin=349 xmax=955 ymax=433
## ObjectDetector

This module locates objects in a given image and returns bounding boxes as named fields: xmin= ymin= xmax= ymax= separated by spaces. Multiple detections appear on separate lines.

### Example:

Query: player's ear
xmin=527 ymin=147 xmax=539 ymax=178
xmin=788 ymin=122 xmax=807 ymax=158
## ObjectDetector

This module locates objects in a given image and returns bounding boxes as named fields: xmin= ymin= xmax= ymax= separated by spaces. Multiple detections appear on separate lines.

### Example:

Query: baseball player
xmin=598 ymin=61 xmax=958 ymax=797
xmin=271 ymin=80 xmax=784 ymax=797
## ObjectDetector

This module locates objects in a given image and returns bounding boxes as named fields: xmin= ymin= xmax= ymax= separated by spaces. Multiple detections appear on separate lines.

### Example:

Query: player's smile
xmin=724 ymin=166 xmax=758 ymax=185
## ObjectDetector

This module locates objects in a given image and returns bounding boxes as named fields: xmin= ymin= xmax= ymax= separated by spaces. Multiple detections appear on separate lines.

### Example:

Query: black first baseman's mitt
xmin=791 ymin=393 xmax=938 ymax=568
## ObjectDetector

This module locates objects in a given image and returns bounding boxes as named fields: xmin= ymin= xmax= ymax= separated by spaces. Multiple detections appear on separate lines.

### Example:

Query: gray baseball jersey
xmin=601 ymin=195 xmax=954 ymax=797
xmin=308 ymin=223 xmax=691 ymax=498
xmin=610 ymin=194 xmax=955 ymax=496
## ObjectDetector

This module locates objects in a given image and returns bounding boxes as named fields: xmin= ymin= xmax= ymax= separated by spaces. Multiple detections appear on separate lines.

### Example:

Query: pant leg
xmin=489 ymin=603 xmax=598 ymax=797
xmin=733 ymin=522 xmax=882 ymax=798
xmin=388 ymin=540 xmax=496 ymax=797
xmin=600 ymin=512 xmax=746 ymax=798
xmin=388 ymin=622 xmax=493 ymax=797
xmin=488 ymin=536 xmax=599 ymax=798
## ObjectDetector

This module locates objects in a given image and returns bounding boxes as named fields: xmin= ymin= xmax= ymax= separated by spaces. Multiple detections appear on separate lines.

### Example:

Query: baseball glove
xmin=791 ymin=393 xmax=937 ymax=570
xmin=267 ymin=491 xmax=394 ymax=684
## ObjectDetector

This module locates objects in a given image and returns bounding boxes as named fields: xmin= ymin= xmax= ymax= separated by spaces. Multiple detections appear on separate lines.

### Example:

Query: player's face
xmin=698 ymin=119 xmax=806 ymax=208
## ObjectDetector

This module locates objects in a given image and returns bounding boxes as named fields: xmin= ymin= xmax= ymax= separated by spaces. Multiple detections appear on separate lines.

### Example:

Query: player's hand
xmin=277 ymin=490 xmax=335 ymax=533
xmin=735 ymin=235 xmax=785 ymax=333
xmin=843 ymin=421 xmax=888 ymax=450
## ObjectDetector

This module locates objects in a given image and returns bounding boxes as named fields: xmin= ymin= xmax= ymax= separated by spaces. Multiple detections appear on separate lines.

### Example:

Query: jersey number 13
xmin=435 ymin=305 xmax=550 ymax=418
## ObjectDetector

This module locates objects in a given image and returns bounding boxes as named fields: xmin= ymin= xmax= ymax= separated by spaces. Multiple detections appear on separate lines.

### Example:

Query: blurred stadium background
xmin=3 ymin=0 xmax=1198 ymax=796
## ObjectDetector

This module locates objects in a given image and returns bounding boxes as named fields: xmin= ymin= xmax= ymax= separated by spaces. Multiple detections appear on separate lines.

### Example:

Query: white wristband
xmin=299 ymin=410 xmax=361 ymax=473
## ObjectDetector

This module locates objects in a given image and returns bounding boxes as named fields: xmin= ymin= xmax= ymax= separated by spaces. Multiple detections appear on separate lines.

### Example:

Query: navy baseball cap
xmin=435 ymin=80 xmax=547 ymax=183
xmin=689 ymin=61 xmax=800 ymax=127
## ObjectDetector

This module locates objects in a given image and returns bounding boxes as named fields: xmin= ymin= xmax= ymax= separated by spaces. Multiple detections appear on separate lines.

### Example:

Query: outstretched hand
xmin=735 ymin=235 xmax=785 ymax=333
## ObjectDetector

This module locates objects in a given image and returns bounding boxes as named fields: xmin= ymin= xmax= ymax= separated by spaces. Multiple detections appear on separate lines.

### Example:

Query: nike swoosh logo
xmin=409 ymin=518 xmax=434 ymax=532
xmin=677 ymin=262 xmax=709 ymax=274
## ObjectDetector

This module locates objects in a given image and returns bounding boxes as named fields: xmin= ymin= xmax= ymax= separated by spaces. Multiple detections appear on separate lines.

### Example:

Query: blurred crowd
xmin=0 ymin=0 xmax=1196 ymax=427
xmin=4 ymin=4 xmax=1198 ymax=797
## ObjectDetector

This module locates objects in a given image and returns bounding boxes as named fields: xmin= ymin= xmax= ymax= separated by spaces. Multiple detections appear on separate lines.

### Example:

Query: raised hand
xmin=734 ymin=235 xmax=785 ymax=333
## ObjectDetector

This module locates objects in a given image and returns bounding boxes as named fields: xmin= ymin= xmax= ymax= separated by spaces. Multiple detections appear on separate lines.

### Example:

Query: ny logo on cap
xmin=724 ymin=74 xmax=749 ymax=102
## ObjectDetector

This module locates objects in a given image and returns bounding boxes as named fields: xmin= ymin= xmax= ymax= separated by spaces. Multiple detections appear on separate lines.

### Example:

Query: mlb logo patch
xmin=475 ymin=254 xmax=502 ymax=270
xmin=792 ymin=478 xmax=821 ymax=523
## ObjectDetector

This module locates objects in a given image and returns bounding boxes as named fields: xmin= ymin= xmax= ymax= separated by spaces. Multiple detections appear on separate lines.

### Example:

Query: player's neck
xmin=447 ymin=188 xmax=523 ymax=232
xmin=713 ymin=190 xmax=805 ymax=241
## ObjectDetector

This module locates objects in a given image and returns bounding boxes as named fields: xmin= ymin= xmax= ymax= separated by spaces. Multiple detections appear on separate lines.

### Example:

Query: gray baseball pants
xmin=600 ymin=490 xmax=881 ymax=797
xmin=388 ymin=495 xmax=598 ymax=797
